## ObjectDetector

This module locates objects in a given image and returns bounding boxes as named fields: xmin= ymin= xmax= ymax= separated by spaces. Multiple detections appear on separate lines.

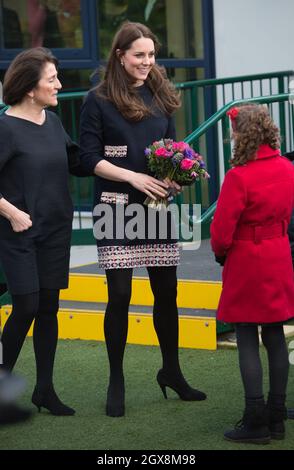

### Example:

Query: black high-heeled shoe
xmin=106 ymin=378 xmax=125 ymax=418
xmin=32 ymin=386 xmax=75 ymax=416
xmin=156 ymin=369 xmax=207 ymax=401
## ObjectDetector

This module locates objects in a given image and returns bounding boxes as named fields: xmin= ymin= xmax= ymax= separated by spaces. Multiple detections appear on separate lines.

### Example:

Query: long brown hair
xmin=230 ymin=104 xmax=280 ymax=166
xmin=94 ymin=21 xmax=181 ymax=121
xmin=3 ymin=47 xmax=58 ymax=106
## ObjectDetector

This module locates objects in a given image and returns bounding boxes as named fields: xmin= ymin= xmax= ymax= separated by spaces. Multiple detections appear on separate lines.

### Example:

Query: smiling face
xmin=31 ymin=61 xmax=62 ymax=107
xmin=120 ymin=37 xmax=155 ymax=86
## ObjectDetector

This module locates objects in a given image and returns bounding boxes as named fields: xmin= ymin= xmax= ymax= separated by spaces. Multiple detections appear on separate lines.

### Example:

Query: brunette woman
xmin=80 ymin=21 xmax=207 ymax=417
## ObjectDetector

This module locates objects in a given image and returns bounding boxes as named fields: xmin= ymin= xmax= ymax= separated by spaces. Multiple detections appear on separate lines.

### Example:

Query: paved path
xmin=70 ymin=239 xmax=222 ymax=281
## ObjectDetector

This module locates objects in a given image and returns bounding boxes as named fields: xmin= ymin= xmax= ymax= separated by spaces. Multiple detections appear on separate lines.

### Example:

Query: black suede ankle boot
xmin=266 ymin=393 xmax=287 ymax=440
xmin=224 ymin=397 xmax=271 ymax=445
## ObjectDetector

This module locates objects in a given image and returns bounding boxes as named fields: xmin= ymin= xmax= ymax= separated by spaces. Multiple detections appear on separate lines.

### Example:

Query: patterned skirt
xmin=97 ymin=242 xmax=180 ymax=269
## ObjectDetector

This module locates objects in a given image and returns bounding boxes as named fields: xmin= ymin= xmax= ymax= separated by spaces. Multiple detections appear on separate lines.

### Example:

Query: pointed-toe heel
xmin=156 ymin=369 xmax=207 ymax=401
xmin=32 ymin=386 xmax=75 ymax=416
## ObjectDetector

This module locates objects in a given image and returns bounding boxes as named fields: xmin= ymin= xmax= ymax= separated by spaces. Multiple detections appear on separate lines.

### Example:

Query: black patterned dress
xmin=79 ymin=84 xmax=180 ymax=269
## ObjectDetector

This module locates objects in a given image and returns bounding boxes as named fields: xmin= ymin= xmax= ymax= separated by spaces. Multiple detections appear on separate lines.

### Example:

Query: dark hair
xmin=94 ymin=21 xmax=181 ymax=121
xmin=231 ymin=104 xmax=280 ymax=166
xmin=3 ymin=47 xmax=58 ymax=106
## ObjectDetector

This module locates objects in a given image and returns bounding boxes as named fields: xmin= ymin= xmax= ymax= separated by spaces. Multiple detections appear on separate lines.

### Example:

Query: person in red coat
xmin=284 ymin=150 xmax=294 ymax=421
xmin=211 ymin=104 xmax=294 ymax=444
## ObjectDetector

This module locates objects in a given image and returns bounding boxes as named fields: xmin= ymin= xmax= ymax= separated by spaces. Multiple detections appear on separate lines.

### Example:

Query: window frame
xmin=0 ymin=0 xmax=99 ymax=69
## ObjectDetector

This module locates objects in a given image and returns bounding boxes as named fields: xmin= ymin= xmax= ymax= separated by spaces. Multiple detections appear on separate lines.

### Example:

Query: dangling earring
xmin=31 ymin=97 xmax=35 ymax=104
xmin=121 ymin=61 xmax=124 ymax=67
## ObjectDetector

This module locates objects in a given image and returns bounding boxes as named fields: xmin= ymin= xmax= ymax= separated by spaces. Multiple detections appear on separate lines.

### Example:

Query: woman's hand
xmin=163 ymin=177 xmax=182 ymax=196
xmin=129 ymin=173 xmax=169 ymax=200
xmin=9 ymin=208 xmax=32 ymax=232
xmin=0 ymin=198 xmax=32 ymax=232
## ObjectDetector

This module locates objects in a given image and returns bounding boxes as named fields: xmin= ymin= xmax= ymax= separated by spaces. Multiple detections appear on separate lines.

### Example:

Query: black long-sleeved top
xmin=79 ymin=84 xmax=178 ymax=252
xmin=0 ymin=110 xmax=90 ymax=238
xmin=79 ymin=84 xmax=176 ymax=207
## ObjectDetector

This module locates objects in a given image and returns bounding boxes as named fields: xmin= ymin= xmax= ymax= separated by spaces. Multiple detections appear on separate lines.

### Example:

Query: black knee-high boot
xmin=104 ymin=269 xmax=132 ymax=417
xmin=148 ymin=267 xmax=206 ymax=401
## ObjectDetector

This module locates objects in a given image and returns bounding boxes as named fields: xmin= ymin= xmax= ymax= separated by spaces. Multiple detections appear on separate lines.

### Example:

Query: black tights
xmin=235 ymin=324 xmax=289 ymax=399
xmin=104 ymin=266 xmax=180 ymax=380
xmin=1 ymin=289 xmax=60 ymax=390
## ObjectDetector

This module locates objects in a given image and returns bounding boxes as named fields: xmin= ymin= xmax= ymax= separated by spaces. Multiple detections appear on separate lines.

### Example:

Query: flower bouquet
xmin=144 ymin=139 xmax=209 ymax=210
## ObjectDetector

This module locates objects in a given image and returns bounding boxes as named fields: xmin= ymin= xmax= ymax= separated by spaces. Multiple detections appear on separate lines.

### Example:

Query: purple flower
xmin=171 ymin=153 xmax=184 ymax=167
xmin=183 ymin=148 xmax=194 ymax=159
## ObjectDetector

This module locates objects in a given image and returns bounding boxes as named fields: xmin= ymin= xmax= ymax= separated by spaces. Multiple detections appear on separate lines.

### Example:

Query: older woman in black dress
xmin=80 ymin=22 xmax=207 ymax=417
xmin=0 ymin=47 xmax=89 ymax=415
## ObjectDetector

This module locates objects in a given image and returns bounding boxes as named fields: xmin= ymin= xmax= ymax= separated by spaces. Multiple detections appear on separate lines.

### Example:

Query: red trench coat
xmin=210 ymin=145 xmax=294 ymax=324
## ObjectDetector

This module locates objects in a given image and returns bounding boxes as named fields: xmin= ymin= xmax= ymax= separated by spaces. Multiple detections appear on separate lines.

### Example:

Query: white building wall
xmin=212 ymin=0 xmax=294 ymax=186
xmin=213 ymin=0 xmax=294 ymax=77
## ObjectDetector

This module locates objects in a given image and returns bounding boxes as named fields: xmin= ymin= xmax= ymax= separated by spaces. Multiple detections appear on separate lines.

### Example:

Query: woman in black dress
xmin=0 ymin=47 xmax=89 ymax=415
xmin=80 ymin=22 xmax=207 ymax=417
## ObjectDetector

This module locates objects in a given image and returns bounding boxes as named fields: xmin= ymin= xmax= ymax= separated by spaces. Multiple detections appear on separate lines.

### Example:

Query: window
xmin=0 ymin=0 xmax=98 ymax=69
xmin=1 ymin=0 xmax=82 ymax=49
xmin=98 ymin=0 xmax=203 ymax=61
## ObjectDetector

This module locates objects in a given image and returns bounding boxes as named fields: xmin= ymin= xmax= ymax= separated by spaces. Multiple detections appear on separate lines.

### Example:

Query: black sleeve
xmin=64 ymin=132 xmax=94 ymax=177
xmin=0 ymin=120 xmax=14 ymax=199
xmin=215 ymin=254 xmax=226 ymax=266
xmin=79 ymin=91 xmax=105 ymax=174
xmin=165 ymin=115 xmax=176 ymax=140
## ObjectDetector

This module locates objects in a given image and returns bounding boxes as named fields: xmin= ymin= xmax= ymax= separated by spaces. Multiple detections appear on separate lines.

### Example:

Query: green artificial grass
xmin=0 ymin=338 xmax=293 ymax=450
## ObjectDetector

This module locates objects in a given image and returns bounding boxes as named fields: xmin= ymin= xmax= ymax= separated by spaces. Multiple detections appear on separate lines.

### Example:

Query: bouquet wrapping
xmin=144 ymin=139 xmax=209 ymax=209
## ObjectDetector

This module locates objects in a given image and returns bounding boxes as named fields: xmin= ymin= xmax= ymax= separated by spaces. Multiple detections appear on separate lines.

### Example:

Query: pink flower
xmin=180 ymin=158 xmax=195 ymax=170
xmin=172 ymin=141 xmax=189 ymax=152
xmin=154 ymin=148 xmax=173 ymax=158
xmin=155 ymin=148 xmax=169 ymax=157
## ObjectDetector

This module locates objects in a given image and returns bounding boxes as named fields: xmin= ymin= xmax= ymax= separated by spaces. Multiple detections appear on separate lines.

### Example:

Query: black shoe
xmin=224 ymin=419 xmax=271 ymax=445
xmin=0 ymin=403 xmax=32 ymax=425
xmin=156 ymin=369 xmax=206 ymax=401
xmin=32 ymin=386 xmax=75 ymax=416
xmin=269 ymin=421 xmax=285 ymax=440
xmin=266 ymin=393 xmax=287 ymax=439
xmin=287 ymin=408 xmax=294 ymax=419
xmin=106 ymin=377 xmax=125 ymax=418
